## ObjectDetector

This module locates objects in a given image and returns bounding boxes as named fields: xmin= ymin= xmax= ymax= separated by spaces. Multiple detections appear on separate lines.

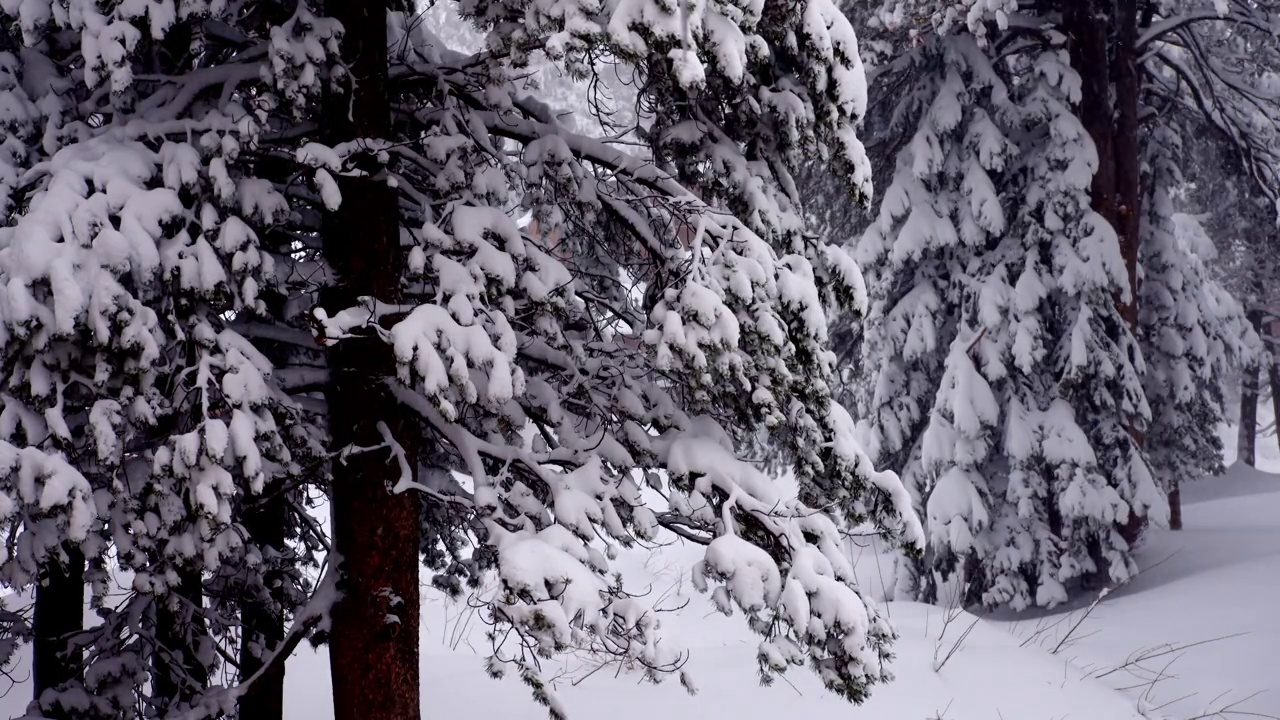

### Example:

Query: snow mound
xmin=1180 ymin=460 xmax=1280 ymax=504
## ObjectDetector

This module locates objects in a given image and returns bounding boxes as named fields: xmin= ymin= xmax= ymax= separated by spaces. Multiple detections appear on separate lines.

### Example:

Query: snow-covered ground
xmin=268 ymin=461 xmax=1276 ymax=720
xmin=278 ymin=434 xmax=1280 ymax=720
xmin=2 ymin=433 xmax=1276 ymax=719
xmin=972 ymin=400 xmax=1280 ymax=720
xmin=987 ymin=460 xmax=1280 ymax=720
xmin=279 ymin=551 xmax=1149 ymax=720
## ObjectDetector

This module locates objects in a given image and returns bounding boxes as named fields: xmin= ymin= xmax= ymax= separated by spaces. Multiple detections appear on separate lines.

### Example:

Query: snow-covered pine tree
xmin=851 ymin=30 xmax=1016 ymax=601
xmin=849 ymin=9 xmax=1172 ymax=609
xmin=837 ymin=0 xmax=1280 ymax=612
xmin=1138 ymin=120 xmax=1257 ymax=530
xmin=908 ymin=41 xmax=1163 ymax=611
xmin=0 ymin=3 xmax=327 ymax=717
xmin=1133 ymin=1 xmax=1280 ymax=472
xmin=2 ymin=0 xmax=923 ymax=717
xmin=1178 ymin=132 xmax=1280 ymax=467
xmin=991 ymin=43 xmax=1163 ymax=608
xmin=308 ymin=0 xmax=925 ymax=711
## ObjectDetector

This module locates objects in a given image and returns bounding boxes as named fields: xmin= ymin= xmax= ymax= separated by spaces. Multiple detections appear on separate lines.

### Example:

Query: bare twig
xmin=1094 ymin=633 xmax=1249 ymax=679
xmin=1052 ymin=587 xmax=1112 ymax=655
xmin=1185 ymin=690 xmax=1276 ymax=720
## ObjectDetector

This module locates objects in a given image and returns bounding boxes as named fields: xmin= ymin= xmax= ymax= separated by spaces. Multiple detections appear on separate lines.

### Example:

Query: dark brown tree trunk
xmin=1065 ymin=0 xmax=1116 ymax=236
xmin=238 ymin=496 xmax=288 ymax=720
xmin=33 ymin=545 xmax=84 ymax=719
xmin=1239 ymin=309 xmax=1265 ymax=466
xmin=1113 ymin=0 xmax=1143 ymax=330
xmin=322 ymin=0 xmax=422 ymax=718
xmin=1269 ymin=349 xmax=1280 ymax=459
xmin=153 ymin=568 xmax=208 ymax=711
xmin=1066 ymin=0 xmax=1148 ymax=545
xmin=1239 ymin=365 xmax=1259 ymax=466
xmin=1168 ymin=482 xmax=1182 ymax=531
xmin=1064 ymin=0 xmax=1144 ymax=328
xmin=1114 ymin=0 xmax=1147 ymax=545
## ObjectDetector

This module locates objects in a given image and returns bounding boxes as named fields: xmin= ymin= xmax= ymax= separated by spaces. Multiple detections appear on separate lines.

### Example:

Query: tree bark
xmin=1239 ymin=364 xmax=1259 ymax=466
xmin=33 ymin=545 xmax=84 ymax=719
xmin=1239 ymin=309 xmax=1265 ymax=467
xmin=1065 ymin=0 xmax=1116 ymax=238
xmin=1065 ymin=0 xmax=1148 ymax=545
xmin=322 ymin=0 xmax=422 ymax=718
xmin=1168 ymin=482 xmax=1182 ymax=531
xmin=1113 ymin=0 xmax=1143 ymax=330
xmin=1115 ymin=0 xmax=1147 ymax=547
xmin=1269 ymin=352 xmax=1280 ymax=459
xmin=238 ymin=496 xmax=288 ymax=720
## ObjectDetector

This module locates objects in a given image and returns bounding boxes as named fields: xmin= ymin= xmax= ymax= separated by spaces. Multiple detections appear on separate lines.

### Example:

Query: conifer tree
xmin=1138 ymin=121 xmax=1256 ymax=529
xmin=0 ymin=0 xmax=921 ymax=716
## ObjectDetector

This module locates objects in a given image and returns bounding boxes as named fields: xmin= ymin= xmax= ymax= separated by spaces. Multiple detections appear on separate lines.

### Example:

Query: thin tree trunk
xmin=1270 ymin=354 xmax=1280 ymax=459
xmin=1168 ymin=482 xmax=1182 ymax=531
xmin=322 ymin=0 xmax=422 ymax=718
xmin=238 ymin=496 xmax=287 ymax=720
xmin=1239 ymin=364 xmax=1259 ymax=466
xmin=1240 ymin=309 xmax=1264 ymax=467
xmin=1065 ymin=0 xmax=1116 ymax=235
xmin=1114 ymin=0 xmax=1147 ymax=545
xmin=1114 ymin=0 xmax=1143 ymax=331
xmin=33 ymin=545 xmax=84 ymax=719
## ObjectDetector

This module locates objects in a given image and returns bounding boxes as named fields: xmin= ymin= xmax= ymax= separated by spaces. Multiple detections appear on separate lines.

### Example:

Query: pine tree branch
xmin=174 ymin=561 xmax=340 ymax=720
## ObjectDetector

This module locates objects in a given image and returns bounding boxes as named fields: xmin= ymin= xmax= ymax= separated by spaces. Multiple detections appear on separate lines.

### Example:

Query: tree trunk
xmin=1065 ymin=0 xmax=1116 ymax=237
xmin=33 ymin=545 xmax=84 ymax=719
xmin=152 ymin=568 xmax=208 ymax=712
xmin=1269 ymin=352 xmax=1280 ymax=459
xmin=1113 ymin=0 xmax=1143 ymax=330
xmin=1115 ymin=0 xmax=1147 ymax=547
xmin=1168 ymin=482 xmax=1182 ymax=531
xmin=1066 ymin=0 xmax=1148 ymax=545
xmin=322 ymin=0 xmax=422 ymax=718
xmin=238 ymin=496 xmax=288 ymax=720
xmin=1239 ymin=309 xmax=1264 ymax=467
xmin=1239 ymin=365 xmax=1259 ymax=466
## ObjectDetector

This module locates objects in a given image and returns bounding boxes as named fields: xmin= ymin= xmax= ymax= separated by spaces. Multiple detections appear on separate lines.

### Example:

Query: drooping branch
xmin=1137 ymin=7 xmax=1274 ymax=49
xmin=177 ymin=562 xmax=339 ymax=720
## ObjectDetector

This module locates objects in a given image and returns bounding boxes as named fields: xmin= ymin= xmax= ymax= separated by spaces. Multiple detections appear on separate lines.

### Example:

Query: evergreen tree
xmin=0 ymin=0 xmax=921 ymax=716
xmin=851 ymin=31 xmax=1015 ymax=601
xmin=836 ymin=0 xmax=1280 ymax=611
xmin=1138 ymin=121 xmax=1256 ymax=529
